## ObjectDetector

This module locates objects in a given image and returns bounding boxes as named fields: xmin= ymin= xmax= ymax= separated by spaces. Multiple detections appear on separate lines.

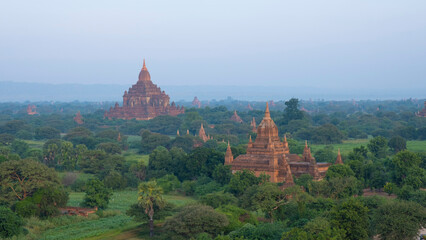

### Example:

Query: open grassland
xmin=310 ymin=139 xmax=369 ymax=155
xmin=23 ymin=139 xmax=45 ymax=149
xmin=311 ymin=139 xmax=426 ymax=154
xmin=36 ymin=191 xmax=195 ymax=240
xmin=407 ymin=140 xmax=426 ymax=153
xmin=123 ymin=150 xmax=149 ymax=165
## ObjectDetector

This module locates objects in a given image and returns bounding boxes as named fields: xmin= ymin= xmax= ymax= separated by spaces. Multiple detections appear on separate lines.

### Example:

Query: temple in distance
xmin=104 ymin=59 xmax=184 ymax=120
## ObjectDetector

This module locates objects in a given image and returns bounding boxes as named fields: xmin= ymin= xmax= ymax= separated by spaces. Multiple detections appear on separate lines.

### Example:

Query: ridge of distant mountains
xmin=0 ymin=81 xmax=424 ymax=102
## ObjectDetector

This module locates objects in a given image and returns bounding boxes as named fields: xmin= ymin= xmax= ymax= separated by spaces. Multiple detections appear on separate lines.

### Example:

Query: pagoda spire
xmin=335 ymin=148 xmax=343 ymax=165
xmin=264 ymin=102 xmax=271 ymax=118
xmin=225 ymin=141 xmax=234 ymax=164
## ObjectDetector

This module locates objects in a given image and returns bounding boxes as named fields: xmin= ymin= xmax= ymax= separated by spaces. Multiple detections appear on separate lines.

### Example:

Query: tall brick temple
xmin=225 ymin=103 xmax=331 ymax=184
xmin=104 ymin=59 xmax=184 ymax=120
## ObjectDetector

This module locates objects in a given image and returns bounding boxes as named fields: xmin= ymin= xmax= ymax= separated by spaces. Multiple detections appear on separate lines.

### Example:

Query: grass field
xmin=310 ymin=139 xmax=426 ymax=154
xmin=310 ymin=139 xmax=369 ymax=155
xmin=407 ymin=140 xmax=426 ymax=153
xmin=23 ymin=139 xmax=45 ymax=149
xmin=37 ymin=191 xmax=195 ymax=240
xmin=123 ymin=151 xmax=149 ymax=165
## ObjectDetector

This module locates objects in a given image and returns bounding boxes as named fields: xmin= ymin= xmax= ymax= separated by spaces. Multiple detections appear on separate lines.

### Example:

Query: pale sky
xmin=1 ymin=0 xmax=426 ymax=91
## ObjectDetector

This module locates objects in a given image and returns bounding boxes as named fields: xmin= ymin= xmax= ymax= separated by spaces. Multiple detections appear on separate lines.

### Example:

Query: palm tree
xmin=138 ymin=180 xmax=165 ymax=237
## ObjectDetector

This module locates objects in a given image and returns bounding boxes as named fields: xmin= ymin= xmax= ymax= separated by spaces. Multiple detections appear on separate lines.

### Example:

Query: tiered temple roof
xmin=225 ymin=103 xmax=331 ymax=184
xmin=198 ymin=124 xmax=211 ymax=142
xmin=104 ymin=59 xmax=184 ymax=120
xmin=230 ymin=111 xmax=243 ymax=123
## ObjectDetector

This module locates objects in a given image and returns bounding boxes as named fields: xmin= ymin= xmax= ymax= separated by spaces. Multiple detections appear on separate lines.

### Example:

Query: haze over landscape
xmin=1 ymin=0 xmax=426 ymax=101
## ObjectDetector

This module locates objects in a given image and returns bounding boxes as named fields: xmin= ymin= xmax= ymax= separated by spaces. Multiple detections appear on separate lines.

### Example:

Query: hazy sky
xmin=1 ymin=0 xmax=426 ymax=90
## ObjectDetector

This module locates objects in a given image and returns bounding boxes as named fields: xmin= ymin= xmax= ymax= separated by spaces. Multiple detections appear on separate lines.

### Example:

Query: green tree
xmin=11 ymin=140 xmax=29 ymax=157
xmin=35 ymin=126 xmax=61 ymax=140
xmin=228 ymin=169 xmax=260 ymax=196
xmin=212 ymin=164 xmax=232 ymax=185
xmin=147 ymin=146 xmax=173 ymax=179
xmin=367 ymin=136 xmax=388 ymax=158
xmin=372 ymin=201 xmax=425 ymax=240
xmin=200 ymin=191 xmax=238 ymax=208
xmin=282 ymin=98 xmax=304 ymax=124
xmin=96 ymin=142 xmax=122 ymax=154
xmin=391 ymin=150 xmax=425 ymax=189
xmin=0 ymin=133 xmax=14 ymax=146
xmin=140 ymin=130 xmax=170 ymax=154
xmin=163 ymin=204 xmax=229 ymax=239
xmin=82 ymin=179 xmax=112 ymax=209
xmin=138 ymin=180 xmax=165 ymax=237
xmin=0 ymin=159 xmax=60 ymax=202
xmin=325 ymin=164 xmax=355 ymax=180
xmin=388 ymin=136 xmax=407 ymax=153
xmin=0 ymin=206 xmax=23 ymax=238
xmin=329 ymin=198 xmax=369 ymax=240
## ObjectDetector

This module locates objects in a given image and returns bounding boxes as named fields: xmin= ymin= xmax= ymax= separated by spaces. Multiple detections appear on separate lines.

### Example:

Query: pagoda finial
xmin=284 ymin=134 xmax=287 ymax=142
xmin=335 ymin=148 xmax=343 ymax=164
xmin=143 ymin=58 xmax=146 ymax=68
xmin=264 ymin=102 xmax=271 ymax=118
xmin=249 ymin=135 xmax=252 ymax=143
xmin=305 ymin=140 xmax=308 ymax=148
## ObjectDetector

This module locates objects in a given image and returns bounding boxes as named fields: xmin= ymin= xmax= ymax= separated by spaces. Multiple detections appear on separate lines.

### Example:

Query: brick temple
xmin=225 ymin=103 xmax=331 ymax=184
xmin=104 ymin=59 xmax=184 ymax=120
xmin=416 ymin=101 xmax=426 ymax=117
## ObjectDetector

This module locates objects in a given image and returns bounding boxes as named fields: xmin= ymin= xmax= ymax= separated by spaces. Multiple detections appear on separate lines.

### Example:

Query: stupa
xmin=230 ymin=111 xmax=243 ymax=123
xmin=104 ymin=59 xmax=184 ymax=120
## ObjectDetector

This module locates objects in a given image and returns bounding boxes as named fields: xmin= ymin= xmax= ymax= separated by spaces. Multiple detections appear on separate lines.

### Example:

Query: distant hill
xmin=0 ymin=81 xmax=424 ymax=102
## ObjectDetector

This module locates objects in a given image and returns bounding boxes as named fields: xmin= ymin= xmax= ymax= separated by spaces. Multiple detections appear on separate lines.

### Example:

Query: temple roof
xmin=138 ymin=59 xmax=151 ymax=82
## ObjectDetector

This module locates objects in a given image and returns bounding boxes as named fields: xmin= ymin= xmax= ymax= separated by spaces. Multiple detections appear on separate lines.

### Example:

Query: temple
xmin=192 ymin=96 xmax=201 ymax=108
xmin=198 ymin=124 xmax=211 ymax=142
xmin=104 ymin=59 xmax=184 ymax=120
xmin=225 ymin=103 xmax=331 ymax=184
xmin=27 ymin=105 xmax=38 ymax=115
xmin=250 ymin=117 xmax=257 ymax=132
xmin=416 ymin=101 xmax=426 ymax=117
xmin=74 ymin=111 xmax=84 ymax=125
xmin=230 ymin=111 xmax=243 ymax=123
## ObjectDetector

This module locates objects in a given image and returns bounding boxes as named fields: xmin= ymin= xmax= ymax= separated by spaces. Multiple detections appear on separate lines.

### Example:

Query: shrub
xmin=163 ymin=204 xmax=229 ymax=239
xmin=0 ymin=206 xmax=23 ymax=238
xmin=200 ymin=192 xmax=238 ymax=208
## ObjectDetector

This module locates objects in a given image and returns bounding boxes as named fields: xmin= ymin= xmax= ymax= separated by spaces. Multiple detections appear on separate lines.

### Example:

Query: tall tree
xmin=0 ymin=159 xmax=60 ymax=202
xmin=282 ymin=98 xmax=304 ymax=124
xmin=138 ymin=180 xmax=165 ymax=237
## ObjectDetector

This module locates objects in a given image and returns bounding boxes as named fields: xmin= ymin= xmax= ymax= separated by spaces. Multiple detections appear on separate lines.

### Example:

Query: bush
xmin=200 ymin=192 xmax=238 ymax=208
xmin=82 ymin=179 xmax=112 ymax=209
xmin=163 ymin=204 xmax=229 ymax=239
xmin=0 ymin=206 xmax=23 ymax=238
xmin=156 ymin=174 xmax=181 ymax=193
xmin=216 ymin=205 xmax=258 ymax=233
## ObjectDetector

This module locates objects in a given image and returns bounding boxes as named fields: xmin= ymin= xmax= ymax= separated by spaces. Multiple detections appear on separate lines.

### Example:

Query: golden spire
xmin=264 ymin=102 xmax=271 ymax=118
xmin=143 ymin=58 xmax=146 ymax=69
xmin=249 ymin=135 xmax=252 ymax=143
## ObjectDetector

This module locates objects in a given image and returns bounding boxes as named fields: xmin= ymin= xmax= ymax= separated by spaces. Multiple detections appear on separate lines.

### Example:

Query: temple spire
xmin=335 ymin=148 xmax=343 ymax=165
xmin=225 ymin=141 xmax=234 ymax=164
xmin=143 ymin=58 xmax=146 ymax=68
xmin=264 ymin=102 xmax=271 ymax=118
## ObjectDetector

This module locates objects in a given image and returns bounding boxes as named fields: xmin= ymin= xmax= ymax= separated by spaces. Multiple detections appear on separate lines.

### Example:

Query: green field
xmin=23 ymin=139 xmax=45 ymax=149
xmin=35 ymin=191 xmax=195 ymax=240
xmin=123 ymin=150 xmax=149 ymax=165
xmin=310 ymin=139 xmax=426 ymax=155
